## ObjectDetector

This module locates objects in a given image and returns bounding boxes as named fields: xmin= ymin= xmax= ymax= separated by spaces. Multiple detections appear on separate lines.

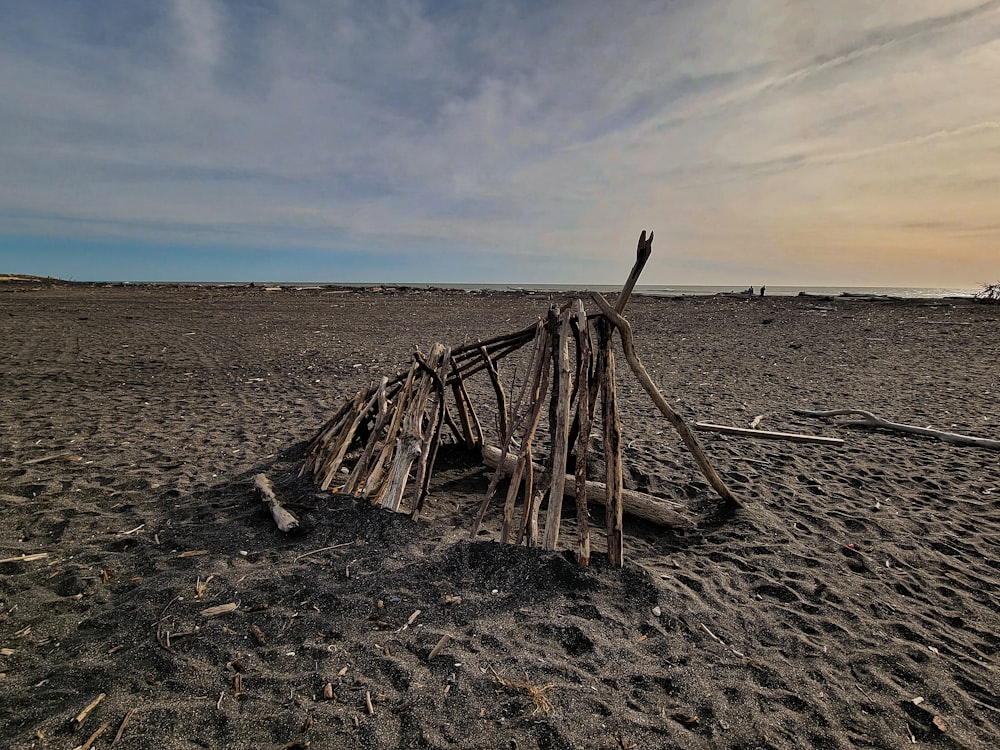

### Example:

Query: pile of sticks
xmin=301 ymin=232 xmax=737 ymax=565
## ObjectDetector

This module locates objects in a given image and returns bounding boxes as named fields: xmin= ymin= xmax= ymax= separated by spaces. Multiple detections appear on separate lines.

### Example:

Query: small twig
xmin=74 ymin=721 xmax=111 ymax=750
xmin=293 ymin=542 xmax=353 ymax=562
xmin=112 ymin=708 xmax=136 ymax=745
xmin=0 ymin=552 xmax=48 ymax=564
xmin=71 ymin=692 xmax=106 ymax=731
xmin=365 ymin=690 xmax=375 ymax=716
xmin=427 ymin=634 xmax=451 ymax=661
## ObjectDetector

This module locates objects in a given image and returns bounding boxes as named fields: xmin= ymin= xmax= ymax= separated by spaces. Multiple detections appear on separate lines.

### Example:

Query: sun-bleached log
xmin=482 ymin=445 xmax=693 ymax=528
xmin=254 ymin=473 xmax=299 ymax=532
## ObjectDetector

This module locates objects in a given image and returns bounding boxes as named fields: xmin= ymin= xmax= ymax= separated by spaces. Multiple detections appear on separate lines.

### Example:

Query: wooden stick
xmin=363 ymin=362 xmax=418 ymax=499
xmin=112 ymin=708 xmax=136 ymax=745
xmin=0 ymin=552 xmax=48 ymax=564
xmin=571 ymin=299 xmax=593 ymax=566
xmin=501 ymin=323 xmax=550 ymax=543
xmin=410 ymin=346 xmax=452 ymax=516
xmin=302 ymin=387 xmax=371 ymax=478
xmin=316 ymin=385 xmax=382 ymax=490
xmin=614 ymin=230 xmax=654 ymax=315
xmin=381 ymin=344 xmax=446 ymax=511
xmin=694 ymin=423 xmax=845 ymax=445
xmin=254 ymin=474 xmax=299 ymax=532
xmin=598 ymin=320 xmax=624 ymax=566
xmin=72 ymin=693 xmax=106 ymax=731
xmin=451 ymin=378 xmax=481 ymax=451
xmin=343 ymin=377 xmax=392 ymax=494
xmin=591 ymin=292 xmax=742 ymax=509
xmin=795 ymin=409 xmax=1000 ymax=450
xmin=544 ymin=306 xmax=573 ymax=552
xmin=75 ymin=721 xmax=111 ymax=750
xmin=478 ymin=345 xmax=509 ymax=442
xmin=483 ymin=445 xmax=692 ymax=527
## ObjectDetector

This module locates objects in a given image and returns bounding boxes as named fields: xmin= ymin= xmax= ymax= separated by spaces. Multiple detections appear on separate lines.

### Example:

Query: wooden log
xmin=570 ymin=300 xmax=593 ymax=565
xmin=482 ymin=445 xmax=693 ymax=528
xmin=795 ymin=409 xmax=1000 ymax=450
xmin=598 ymin=320 xmax=624 ymax=565
xmin=591 ymin=292 xmax=743 ymax=509
xmin=544 ymin=306 xmax=574 ymax=552
xmin=694 ymin=422 xmax=845 ymax=445
xmin=254 ymin=474 xmax=299 ymax=532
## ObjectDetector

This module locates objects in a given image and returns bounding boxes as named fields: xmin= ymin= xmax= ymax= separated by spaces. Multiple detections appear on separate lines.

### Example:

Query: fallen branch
xmin=254 ymin=474 xmax=299 ymax=532
xmin=483 ymin=445 xmax=693 ymax=527
xmin=694 ymin=422 xmax=844 ymax=445
xmin=795 ymin=409 xmax=1000 ymax=450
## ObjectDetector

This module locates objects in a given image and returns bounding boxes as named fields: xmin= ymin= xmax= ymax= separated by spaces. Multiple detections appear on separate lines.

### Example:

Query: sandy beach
xmin=1 ymin=281 xmax=998 ymax=749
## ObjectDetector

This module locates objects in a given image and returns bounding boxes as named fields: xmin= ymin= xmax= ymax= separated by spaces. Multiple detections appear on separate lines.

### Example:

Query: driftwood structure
xmin=301 ymin=232 xmax=737 ymax=565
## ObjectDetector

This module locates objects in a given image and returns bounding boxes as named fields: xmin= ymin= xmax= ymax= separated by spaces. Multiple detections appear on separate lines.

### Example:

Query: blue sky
xmin=1 ymin=0 xmax=998 ymax=285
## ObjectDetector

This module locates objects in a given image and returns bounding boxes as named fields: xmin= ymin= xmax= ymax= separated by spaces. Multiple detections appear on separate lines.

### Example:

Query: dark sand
xmin=1 ymin=282 xmax=998 ymax=749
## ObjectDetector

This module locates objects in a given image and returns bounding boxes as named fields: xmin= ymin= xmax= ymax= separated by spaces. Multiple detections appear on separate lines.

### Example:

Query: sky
xmin=0 ymin=0 xmax=998 ymax=286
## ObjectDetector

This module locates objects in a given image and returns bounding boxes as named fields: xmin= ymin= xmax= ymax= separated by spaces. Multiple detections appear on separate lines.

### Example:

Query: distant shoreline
xmin=0 ymin=274 xmax=982 ymax=301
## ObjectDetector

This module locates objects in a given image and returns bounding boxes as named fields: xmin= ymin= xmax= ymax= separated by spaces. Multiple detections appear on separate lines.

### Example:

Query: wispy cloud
xmin=0 ymin=0 xmax=997 ymax=284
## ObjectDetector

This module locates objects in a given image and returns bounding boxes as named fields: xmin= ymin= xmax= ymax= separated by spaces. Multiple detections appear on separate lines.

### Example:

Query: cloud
xmin=0 ymin=0 xmax=998 ymax=284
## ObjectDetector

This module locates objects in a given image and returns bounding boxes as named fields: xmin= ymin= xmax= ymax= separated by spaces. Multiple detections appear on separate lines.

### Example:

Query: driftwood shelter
xmin=300 ymin=232 xmax=739 ymax=566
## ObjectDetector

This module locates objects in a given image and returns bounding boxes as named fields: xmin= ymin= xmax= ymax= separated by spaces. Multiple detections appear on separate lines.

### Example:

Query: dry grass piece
xmin=491 ymin=668 xmax=554 ymax=714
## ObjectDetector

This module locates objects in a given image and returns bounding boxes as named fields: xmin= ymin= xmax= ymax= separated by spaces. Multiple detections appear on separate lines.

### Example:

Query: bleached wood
xmin=694 ymin=422 xmax=845 ymax=445
xmin=483 ymin=445 xmax=693 ymax=528
xmin=795 ymin=409 xmax=1000 ymax=450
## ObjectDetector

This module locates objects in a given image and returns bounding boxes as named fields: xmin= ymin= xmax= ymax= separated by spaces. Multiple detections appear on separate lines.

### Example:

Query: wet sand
xmin=1 ymin=282 xmax=998 ymax=749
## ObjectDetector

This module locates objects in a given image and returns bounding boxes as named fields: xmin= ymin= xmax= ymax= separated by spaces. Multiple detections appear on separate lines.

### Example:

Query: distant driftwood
xmin=796 ymin=409 xmax=1000 ymax=450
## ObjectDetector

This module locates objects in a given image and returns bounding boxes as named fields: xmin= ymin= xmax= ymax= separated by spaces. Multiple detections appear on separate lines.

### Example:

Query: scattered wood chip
xmin=427 ymin=634 xmax=451 ymax=661
xmin=200 ymin=602 xmax=238 ymax=618
xmin=249 ymin=623 xmax=266 ymax=645
xmin=177 ymin=550 xmax=209 ymax=558
xmin=396 ymin=609 xmax=421 ymax=632
xmin=365 ymin=690 xmax=375 ymax=715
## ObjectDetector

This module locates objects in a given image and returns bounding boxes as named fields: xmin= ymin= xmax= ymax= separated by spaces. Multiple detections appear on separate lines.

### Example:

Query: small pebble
xmin=652 ymin=606 xmax=662 ymax=617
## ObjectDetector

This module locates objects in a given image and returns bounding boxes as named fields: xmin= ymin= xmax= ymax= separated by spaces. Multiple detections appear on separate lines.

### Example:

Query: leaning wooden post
xmin=591 ymin=293 xmax=742 ymax=509
xmin=544 ymin=306 xmax=574 ymax=552
xmin=571 ymin=299 xmax=593 ymax=566
xmin=598 ymin=318 xmax=624 ymax=566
